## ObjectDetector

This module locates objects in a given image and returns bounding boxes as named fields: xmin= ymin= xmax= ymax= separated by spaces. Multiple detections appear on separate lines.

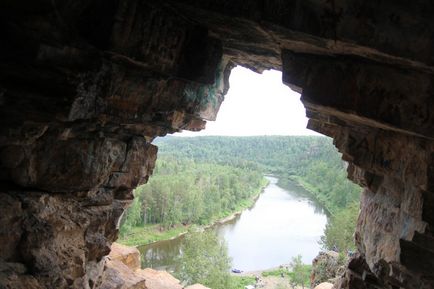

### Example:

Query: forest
xmin=154 ymin=136 xmax=360 ymax=214
xmin=121 ymin=156 xmax=266 ymax=232
xmin=120 ymin=136 xmax=361 ymax=252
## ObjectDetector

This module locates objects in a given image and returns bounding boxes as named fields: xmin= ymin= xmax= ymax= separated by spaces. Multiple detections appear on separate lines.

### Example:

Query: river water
xmin=138 ymin=176 xmax=327 ymax=271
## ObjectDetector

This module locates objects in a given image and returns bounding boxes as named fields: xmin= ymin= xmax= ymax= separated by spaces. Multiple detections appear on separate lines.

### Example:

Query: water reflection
xmin=216 ymin=176 xmax=327 ymax=271
xmin=139 ymin=237 xmax=185 ymax=269
xmin=277 ymin=178 xmax=329 ymax=216
xmin=138 ymin=176 xmax=328 ymax=271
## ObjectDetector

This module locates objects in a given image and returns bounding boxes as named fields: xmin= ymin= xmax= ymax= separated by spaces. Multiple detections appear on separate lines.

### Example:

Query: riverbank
xmin=118 ymin=178 xmax=269 ymax=247
xmin=231 ymin=265 xmax=310 ymax=289
xmin=118 ymin=175 xmax=327 ymax=248
xmin=278 ymin=175 xmax=333 ymax=216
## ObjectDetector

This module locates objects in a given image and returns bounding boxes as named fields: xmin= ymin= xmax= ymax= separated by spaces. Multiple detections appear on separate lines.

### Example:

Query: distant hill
xmin=154 ymin=135 xmax=361 ymax=213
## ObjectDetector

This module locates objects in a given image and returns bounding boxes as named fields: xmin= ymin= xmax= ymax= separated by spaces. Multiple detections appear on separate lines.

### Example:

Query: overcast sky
xmin=177 ymin=66 xmax=320 ymax=137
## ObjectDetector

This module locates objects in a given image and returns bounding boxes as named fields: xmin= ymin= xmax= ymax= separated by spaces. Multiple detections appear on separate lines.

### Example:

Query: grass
xmin=261 ymin=268 xmax=291 ymax=278
xmin=118 ymin=224 xmax=187 ymax=247
xmin=230 ymin=276 xmax=256 ymax=289
xmin=260 ymin=264 xmax=312 ymax=288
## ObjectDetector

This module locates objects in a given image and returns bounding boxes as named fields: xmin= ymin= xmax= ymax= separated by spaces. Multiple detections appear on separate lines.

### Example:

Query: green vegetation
xmin=230 ymin=276 xmax=256 ymax=289
xmin=119 ymin=155 xmax=267 ymax=245
xmin=172 ymin=230 xmax=260 ymax=289
xmin=154 ymin=136 xmax=360 ymax=214
xmin=152 ymin=136 xmax=362 ymax=253
xmin=120 ymin=135 xmax=361 ymax=255
xmin=260 ymin=257 xmax=312 ymax=289
xmin=320 ymin=202 xmax=359 ymax=252
xmin=118 ymin=224 xmax=187 ymax=247
xmin=261 ymin=268 xmax=291 ymax=278
xmin=174 ymin=230 xmax=232 ymax=289
xmin=288 ymin=255 xmax=311 ymax=289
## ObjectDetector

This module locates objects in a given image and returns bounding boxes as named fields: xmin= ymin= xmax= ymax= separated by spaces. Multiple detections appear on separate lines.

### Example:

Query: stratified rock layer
xmin=1 ymin=1 xmax=434 ymax=289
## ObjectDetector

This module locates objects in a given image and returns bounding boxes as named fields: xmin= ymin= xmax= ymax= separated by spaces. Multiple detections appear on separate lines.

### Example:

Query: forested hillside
xmin=122 ymin=157 xmax=265 ymax=229
xmin=154 ymin=136 xmax=360 ymax=214
xmin=120 ymin=136 xmax=361 ymax=251
xmin=120 ymin=153 xmax=267 ymax=245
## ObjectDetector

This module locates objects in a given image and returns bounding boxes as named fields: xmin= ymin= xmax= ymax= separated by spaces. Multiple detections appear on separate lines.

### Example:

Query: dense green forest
xmin=153 ymin=136 xmax=360 ymax=215
xmin=120 ymin=136 xmax=361 ymax=252
xmin=121 ymin=157 xmax=265 ymax=230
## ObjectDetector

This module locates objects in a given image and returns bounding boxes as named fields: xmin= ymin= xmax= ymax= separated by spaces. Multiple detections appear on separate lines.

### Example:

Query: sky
xmin=177 ymin=66 xmax=320 ymax=137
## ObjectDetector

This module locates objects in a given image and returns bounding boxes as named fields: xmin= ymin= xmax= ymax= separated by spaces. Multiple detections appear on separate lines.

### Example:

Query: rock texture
xmin=100 ymin=242 xmax=192 ymax=289
xmin=311 ymin=251 xmax=345 ymax=288
xmin=1 ymin=1 xmax=434 ymax=289
xmin=109 ymin=243 xmax=141 ymax=271
xmin=315 ymin=283 xmax=334 ymax=289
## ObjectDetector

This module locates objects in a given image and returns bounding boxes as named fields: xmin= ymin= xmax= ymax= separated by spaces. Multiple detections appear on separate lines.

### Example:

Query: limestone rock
xmin=101 ymin=259 xmax=147 ymax=289
xmin=0 ymin=261 xmax=43 ymax=289
xmin=315 ymin=282 xmax=333 ymax=289
xmin=137 ymin=268 xmax=183 ymax=289
xmin=0 ymin=193 xmax=22 ymax=261
xmin=100 ymin=243 xmax=187 ymax=289
xmin=109 ymin=243 xmax=141 ymax=271
xmin=310 ymin=251 xmax=344 ymax=288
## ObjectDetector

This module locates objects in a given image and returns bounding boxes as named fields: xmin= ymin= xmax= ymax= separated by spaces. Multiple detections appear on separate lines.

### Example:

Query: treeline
xmin=120 ymin=155 xmax=266 ymax=235
xmin=154 ymin=136 xmax=361 ymax=214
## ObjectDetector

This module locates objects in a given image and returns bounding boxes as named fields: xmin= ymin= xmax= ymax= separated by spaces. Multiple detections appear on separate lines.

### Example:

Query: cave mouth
xmin=1 ymin=1 xmax=433 ymax=289
xmin=118 ymin=66 xmax=348 ymax=275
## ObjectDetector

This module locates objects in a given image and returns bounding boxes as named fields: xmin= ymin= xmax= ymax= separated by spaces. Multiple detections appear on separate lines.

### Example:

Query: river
xmin=138 ymin=176 xmax=328 ymax=271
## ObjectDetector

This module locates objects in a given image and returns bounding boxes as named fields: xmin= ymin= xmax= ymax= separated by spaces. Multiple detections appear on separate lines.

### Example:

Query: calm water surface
xmin=138 ymin=176 xmax=327 ymax=271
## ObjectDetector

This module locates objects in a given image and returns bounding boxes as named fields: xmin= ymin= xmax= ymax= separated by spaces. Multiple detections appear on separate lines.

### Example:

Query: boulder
xmin=101 ymin=259 xmax=147 ymax=289
xmin=310 ymin=251 xmax=344 ymax=288
xmin=100 ymin=243 xmax=185 ymax=289
xmin=109 ymin=243 xmax=141 ymax=271
xmin=137 ymin=268 xmax=183 ymax=289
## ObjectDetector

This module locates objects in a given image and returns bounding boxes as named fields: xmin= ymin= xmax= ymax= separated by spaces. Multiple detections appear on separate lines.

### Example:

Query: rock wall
xmin=1 ymin=1 xmax=434 ymax=289
xmin=283 ymin=50 xmax=434 ymax=288
xmin=0 ymin=137 xmax=157 ymax=288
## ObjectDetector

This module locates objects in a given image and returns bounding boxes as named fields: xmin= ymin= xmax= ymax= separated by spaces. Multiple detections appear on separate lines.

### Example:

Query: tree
xmin=289 ymin=255 xmax=310 ymax=289
xmin=175 ymin=230 xmax=232 ymax=289
xmin=320 ymin=202 xmax=359 ymax=252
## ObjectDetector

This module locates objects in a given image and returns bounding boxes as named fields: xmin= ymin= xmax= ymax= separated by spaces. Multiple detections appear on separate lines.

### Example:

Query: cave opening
xmin=116 ymin=65 xmax=361 ymax=289
xmin=1 ymin=1 xmax=433 ymax=289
